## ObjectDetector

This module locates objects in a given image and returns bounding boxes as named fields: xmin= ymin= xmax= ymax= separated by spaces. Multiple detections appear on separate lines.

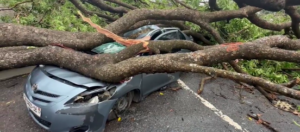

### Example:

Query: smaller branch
xmin=229 ymin=61 xmax=247 ymax=74
xmin=105 ymin=0 xmax=137 ymax=10
xmin=78 ymin=11 xmax=150 ymax=47
xmin=0 ymin=0 xmax=33 ymax=11
xmin=227 ymin=28 xmax=249 ymax=38
xmin=238 ymin=82 xmax=255 ymax=92
xmin=70 ymin=0 xmax=116 ymax=22
xmin=185 ymin=65 xmax=300 ymax=100
xmin=36 ymin=9 xmax=52 ymax=25
xmin=208 ymin=0 xmax=221 ymax=11
xmin=234 ymin=1 xmax=290 ymax=31
xmin=285 ymin=6 xmax=300 ymax=38
xmin=233 ymin=0 xmax=285 ymax=11
xmin=208 ymin=6 xmax=261 ymax=22
xmin=281 ymin=78 xmax=300 ymax=88
xmin=247 ymin=14 xmax=291 ymax=31
xmin=282 ymin=68 xmax=300 ymax=71
xmin=135 ymin=0 xmax=149 ymax=7
xmin=173 ymin=0 xmax=194 ymax=10
xmin=284 ymin=27 xmax=294 ymax=38
xmin=197 ymin=76 xmax=216 ymax=94
xmin=171 ymin=87 xmax=182 ymax=91
xmin=256 ymin=86 xmax=274 ymax=103
xmin=198 ymin=22 xmax=224 ymax=44
xmin=182 ymin=30 xmax=214 ymax=45
xmin=170 ymin=0 xmax=179 ymax=7
xmin=86 ymin=0 xmax=128 ymax=14
xmin=247 ymin=113 xmax=279 ymax=132
xmin=286 ymin=0 xmax=300 ymax=7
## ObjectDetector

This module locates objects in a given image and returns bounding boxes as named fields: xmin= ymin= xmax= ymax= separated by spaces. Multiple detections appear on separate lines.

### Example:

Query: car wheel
xmin=107 ymin=91 xmax=134 ymax=121
xmin=115 ymin=91 xmax=134 ymax=113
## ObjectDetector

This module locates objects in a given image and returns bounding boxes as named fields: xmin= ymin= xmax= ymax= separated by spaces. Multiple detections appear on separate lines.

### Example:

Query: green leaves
xmin=207 ymin=0 xmax=298 ymax=84
xmin=239 ymin=60 xmax=300 ymax=83
xmin=0 ymin=0 xmax=107 ymax=32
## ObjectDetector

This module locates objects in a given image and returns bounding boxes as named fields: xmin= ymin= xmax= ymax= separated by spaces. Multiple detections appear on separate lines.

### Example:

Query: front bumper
xmin=23 ymin=74 xmax=117 ymax=132
xmin=24 ymin=98 xmax=117 ymax=132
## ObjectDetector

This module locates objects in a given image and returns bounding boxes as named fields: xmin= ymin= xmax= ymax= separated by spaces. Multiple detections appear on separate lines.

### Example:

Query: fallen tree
xmin=1 ymin=0 xmax=300 ymax=112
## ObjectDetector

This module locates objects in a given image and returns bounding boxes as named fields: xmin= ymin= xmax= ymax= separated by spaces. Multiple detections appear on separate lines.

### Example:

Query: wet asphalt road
xmin=1 ymin=73 xmax=300 ymax=132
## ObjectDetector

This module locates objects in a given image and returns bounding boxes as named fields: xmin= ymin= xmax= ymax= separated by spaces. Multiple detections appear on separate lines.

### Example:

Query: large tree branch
xmin=113 ymin=40 xmax=203 ymax=63
xmin=0 ymin=7 xmax=260 ymax=50
xmin=0 ymin=23 xmax=107 ymax=50
xmin=1 ymin=35 xmax=300 ymax=78
xmin=2 ymin=36 xmax=300 ymax=100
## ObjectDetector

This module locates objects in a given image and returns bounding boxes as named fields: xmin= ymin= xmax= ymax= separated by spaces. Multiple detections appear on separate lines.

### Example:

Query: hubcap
xmin=117 ymin=97 xmax=128 ymax=111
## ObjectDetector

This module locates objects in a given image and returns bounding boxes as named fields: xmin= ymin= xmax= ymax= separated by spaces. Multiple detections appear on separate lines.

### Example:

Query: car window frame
xmin=154 ymin=30 xmax=180 ymax=40
xmin=161 ymin=27 xmax=180 ymax=32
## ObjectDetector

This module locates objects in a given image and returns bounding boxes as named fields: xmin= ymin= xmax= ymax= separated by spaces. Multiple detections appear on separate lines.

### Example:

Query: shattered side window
xmin=91 ymin=42 xmax=126 ymax=54
xmin=123 ymin=25 xmax=160 ymax=38
xmin=178 ymin=31 xmax=187 ymax=40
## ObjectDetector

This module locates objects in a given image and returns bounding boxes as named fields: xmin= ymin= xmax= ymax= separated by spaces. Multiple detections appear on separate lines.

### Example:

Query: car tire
xmin=115 ymin=91 xmax=134 ymax=113
xmin=107 ymin=91 xmax=134 ymax=121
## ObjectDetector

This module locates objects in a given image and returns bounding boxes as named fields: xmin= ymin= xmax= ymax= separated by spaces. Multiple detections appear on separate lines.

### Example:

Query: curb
xmin=0 ymin=66 xmax=34 ymax=81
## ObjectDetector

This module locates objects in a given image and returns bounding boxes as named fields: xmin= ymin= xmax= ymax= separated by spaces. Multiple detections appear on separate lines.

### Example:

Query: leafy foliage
xmin=0 ymin=0 xmax=106 ymax=32
xmin=211 ymin=0 xmax=299 ymax=83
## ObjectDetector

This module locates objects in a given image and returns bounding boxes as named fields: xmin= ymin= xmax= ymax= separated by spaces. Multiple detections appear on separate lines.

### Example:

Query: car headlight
xmin=65 ymin=86 xmax=117 ymax=105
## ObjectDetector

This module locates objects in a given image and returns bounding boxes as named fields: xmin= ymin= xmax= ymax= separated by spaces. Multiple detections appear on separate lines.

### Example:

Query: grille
xmin=32 ymin=96 xmax=51 ymax=103
xmin=31 ymin=90 xmax=60 ymax=104
xmin=30 ymin=111 xmax=51 ymax=128
xmin=35 ymin=90 xmax=59 ymax=98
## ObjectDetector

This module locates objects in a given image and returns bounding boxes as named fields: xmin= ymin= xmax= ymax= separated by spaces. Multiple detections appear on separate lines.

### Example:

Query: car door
xmin=141 ymin=30 xmax=182 ymax=96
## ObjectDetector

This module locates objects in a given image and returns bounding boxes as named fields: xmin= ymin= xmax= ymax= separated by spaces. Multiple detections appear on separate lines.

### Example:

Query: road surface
xmin=1 ymin=73 xmax=300 ymax=132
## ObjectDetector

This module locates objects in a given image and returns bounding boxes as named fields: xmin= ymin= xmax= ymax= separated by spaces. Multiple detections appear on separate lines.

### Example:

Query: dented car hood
xmin=35 ymin=65 xmax=107 ymax=88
